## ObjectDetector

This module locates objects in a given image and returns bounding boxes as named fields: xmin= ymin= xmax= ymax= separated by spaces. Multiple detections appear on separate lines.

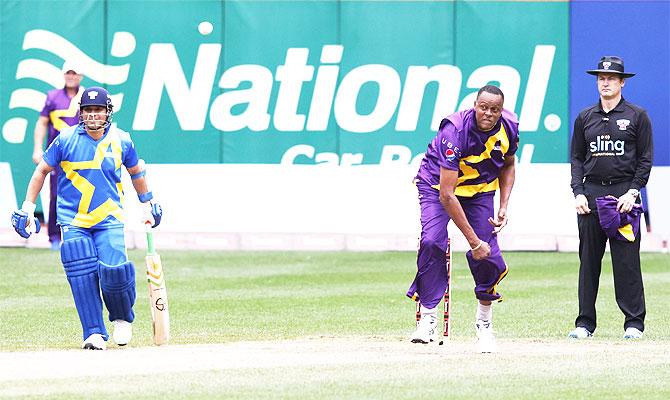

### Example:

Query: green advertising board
xmin=1 ymin=0 xmax=568 ymax=206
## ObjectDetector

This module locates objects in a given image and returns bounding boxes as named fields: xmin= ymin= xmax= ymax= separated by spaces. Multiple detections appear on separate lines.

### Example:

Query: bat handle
xmin=145 ymin=222 xmax=156 ymax=255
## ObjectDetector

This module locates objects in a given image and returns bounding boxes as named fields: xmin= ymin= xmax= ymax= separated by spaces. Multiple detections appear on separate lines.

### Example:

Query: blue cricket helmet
xmin=79 ymin=86 xmax=114 ymax=128
xmin=80 ymin=86 xmax=113 ymax=109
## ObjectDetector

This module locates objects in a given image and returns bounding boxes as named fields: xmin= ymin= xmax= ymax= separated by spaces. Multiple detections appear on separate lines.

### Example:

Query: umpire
xmin=568 ymin=56 xmax=653 ymax=340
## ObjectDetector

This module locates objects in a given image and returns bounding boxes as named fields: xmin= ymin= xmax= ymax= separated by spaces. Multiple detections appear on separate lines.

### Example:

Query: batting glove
xmin=11 ymin=201 xmax=41 ymax=239
xmin=149 ymin=201 xmax=162 ymax=228
xmin=142 ymin=200 xmax=162 ymax=228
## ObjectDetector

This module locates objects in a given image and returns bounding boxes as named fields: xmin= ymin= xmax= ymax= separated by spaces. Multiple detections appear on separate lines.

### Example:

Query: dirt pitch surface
xmin=1 ymin=336 xmax=665 ymax=382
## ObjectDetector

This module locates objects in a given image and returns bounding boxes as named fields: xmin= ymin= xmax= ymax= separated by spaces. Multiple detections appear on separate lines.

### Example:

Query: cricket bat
xmin=145 ymin=222 xmax=170 ymax=345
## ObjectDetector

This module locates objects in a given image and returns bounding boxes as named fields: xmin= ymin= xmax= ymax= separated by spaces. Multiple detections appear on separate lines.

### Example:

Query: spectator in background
xmin=569 ymin=56 xmax=653 ymax=340
xmin=33 ymin=61 xmax=84 ymax=250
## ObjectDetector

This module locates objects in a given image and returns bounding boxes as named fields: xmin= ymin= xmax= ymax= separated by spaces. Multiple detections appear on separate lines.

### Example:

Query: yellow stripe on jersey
xmin=49 ymin=93 xmax=81 ymax=132
xmin=455 ymin=123 xmax=509 ymax=197
xmin=455 ymin=178 xmax=499 ymax=197
xmin=71 ymin=199 xmax=125 ymax=227
xmin=618 ymin=224 xmax=635 ymax=242
xmin=461 ymin=124 xmax=510 ymax=166
xmin=60 ymin=131 xmax=125 ymax=228
xmin=457 ymin=162 xmax=479 ymax=185
xmin=50 ymin=110 xmax=77 ymax=132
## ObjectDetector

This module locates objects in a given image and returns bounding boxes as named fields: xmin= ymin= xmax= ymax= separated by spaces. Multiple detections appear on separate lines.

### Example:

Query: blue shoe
xmin=568 ymin=327 xmax=593 ymax=339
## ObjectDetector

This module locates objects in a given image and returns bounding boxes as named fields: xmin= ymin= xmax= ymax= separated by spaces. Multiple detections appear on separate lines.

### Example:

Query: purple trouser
xmin=406 ymin=183 xmax=508 ymax=308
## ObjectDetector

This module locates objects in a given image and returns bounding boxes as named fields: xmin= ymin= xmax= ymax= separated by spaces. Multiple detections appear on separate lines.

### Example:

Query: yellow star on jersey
xmin=60 ymin=131 xmax=125 ymax=228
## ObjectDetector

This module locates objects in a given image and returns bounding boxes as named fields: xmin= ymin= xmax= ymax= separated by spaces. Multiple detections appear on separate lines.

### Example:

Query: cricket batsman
xmin=407 ymin=85 xmax=519 ymax=353
xmin=10 ymin=87 xmax=162 ymax=350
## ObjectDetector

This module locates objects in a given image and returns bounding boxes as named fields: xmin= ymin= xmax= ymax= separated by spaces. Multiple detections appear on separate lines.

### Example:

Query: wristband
xmin=130 ymin=170 xmax=146 ymax=180
xmin=21 ymin=201 xmax=36 ymax=214
xmin=471 ymin=240 xmax=483 ymax=251
xmin=627 ymin=189 xmax=639 ymax=198
xmin=138 ymin=191 xmax=154 ymax=203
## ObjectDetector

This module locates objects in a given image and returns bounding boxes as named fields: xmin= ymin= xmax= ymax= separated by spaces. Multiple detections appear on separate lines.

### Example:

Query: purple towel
xmin=595 ymin=196 xmax=643 ymax=242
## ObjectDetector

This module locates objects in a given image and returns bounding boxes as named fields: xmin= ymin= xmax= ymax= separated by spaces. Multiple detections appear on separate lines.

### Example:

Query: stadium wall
xmin=0 ymin=1 xmax=668 ymax=251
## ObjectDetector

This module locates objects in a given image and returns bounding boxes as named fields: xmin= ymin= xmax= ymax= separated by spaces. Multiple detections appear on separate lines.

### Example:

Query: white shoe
xmin=623 ymin=327 xmax=643 ymax=339
xmin=475 ymin=320 xmax=496 ymax=353
xmin=410 ymin=313 xmax=438 ymax=344
xmin=82 ymin=333 xmax=106 ymax=350
xmin=568 ymin=327 xmax=593 ymax=339
xmin=112 ymin=320 xmax=133 ymax=346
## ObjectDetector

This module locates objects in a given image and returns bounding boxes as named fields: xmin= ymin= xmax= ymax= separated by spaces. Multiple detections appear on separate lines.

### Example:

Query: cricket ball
xmin=198 ymin=21 xmax=214 ymax=35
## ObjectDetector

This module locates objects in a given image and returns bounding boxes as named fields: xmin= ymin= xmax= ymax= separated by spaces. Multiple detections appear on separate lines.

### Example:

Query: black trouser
xmin=575 ymin=181 xmax=645 ymax=333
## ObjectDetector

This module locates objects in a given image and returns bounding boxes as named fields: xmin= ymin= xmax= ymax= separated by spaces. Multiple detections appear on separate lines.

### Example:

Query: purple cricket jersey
xmin=595 ymin=196 xmax=643 ymax=242
xmin=415 ymin=108 xmax=519 ymax=197
xmin=40 ymin=87 xmax=81 ymax=146
xmin=40 ymin=87 xmax=80 ymax=242
xmin=407 ymin=108 xmax=519 ymax=307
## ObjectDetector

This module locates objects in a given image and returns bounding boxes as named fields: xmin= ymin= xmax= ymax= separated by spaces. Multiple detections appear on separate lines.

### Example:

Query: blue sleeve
xmin=435 ymin=123 xmax=462 ymax=171
xmin=43 ymin=136 xmax=61 ymax=167
xmin=121 ymin=133 xmax=139 ymax=168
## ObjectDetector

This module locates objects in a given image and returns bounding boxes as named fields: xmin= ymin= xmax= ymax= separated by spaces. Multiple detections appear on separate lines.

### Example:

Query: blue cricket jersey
xmin=43 ymin=124 xmax=139 ymax=228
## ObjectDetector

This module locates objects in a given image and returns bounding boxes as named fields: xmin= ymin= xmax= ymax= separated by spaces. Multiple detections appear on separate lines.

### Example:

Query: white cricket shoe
xmin=410 ymin=313 xmax=438 ymax=344
xmin=82 ymin=333 xmax=106 ymax=350
xmin=568 ymin=327 xmax=593 ymax=339
xmin=623 ymin=327 xmax=643 ymax=340
xmin=112 ymin=319 xmax=133 ymax=346
xmin=475 ymin=319 xmax=496 ymax=353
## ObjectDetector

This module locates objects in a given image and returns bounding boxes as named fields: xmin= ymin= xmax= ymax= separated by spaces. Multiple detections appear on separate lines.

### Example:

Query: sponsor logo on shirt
xmin=589 ymin=135 xmax=624 ymax=156
xmin=445 ymin=148 xmax=456 ymax=161
xmin=616 ymin=119 xmax=630 ymax=130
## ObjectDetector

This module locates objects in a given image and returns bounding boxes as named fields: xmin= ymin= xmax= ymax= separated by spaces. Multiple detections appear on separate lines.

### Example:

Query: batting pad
xmin=99 ymin=261 xmax=136 ymax=323
xmin=60 ymin=237 xmax=107 ymax=340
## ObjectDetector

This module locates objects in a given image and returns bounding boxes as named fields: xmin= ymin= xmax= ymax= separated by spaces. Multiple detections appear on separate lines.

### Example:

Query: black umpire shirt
xmin=570 ymin=97 xmax=653 ymax=196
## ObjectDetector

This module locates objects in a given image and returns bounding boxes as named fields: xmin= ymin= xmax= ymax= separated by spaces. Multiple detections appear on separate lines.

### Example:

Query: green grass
xmin=1 ymin=248 xmax=669 ymax=399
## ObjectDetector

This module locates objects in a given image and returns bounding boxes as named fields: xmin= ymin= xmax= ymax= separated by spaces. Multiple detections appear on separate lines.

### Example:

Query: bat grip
xmin=145 ymin=222 xmax=156 ymax=255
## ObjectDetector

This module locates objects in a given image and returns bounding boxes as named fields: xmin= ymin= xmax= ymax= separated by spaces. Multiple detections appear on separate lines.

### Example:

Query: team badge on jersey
xmin=616 ymin=119 xmax=630 ymax=130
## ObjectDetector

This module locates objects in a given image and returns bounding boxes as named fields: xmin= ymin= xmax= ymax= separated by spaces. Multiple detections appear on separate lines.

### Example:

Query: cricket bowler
xmin=406 ymin=85 xmax=519 ymax=353
xmin=11 ymin=87 xmax=163 ymax=350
